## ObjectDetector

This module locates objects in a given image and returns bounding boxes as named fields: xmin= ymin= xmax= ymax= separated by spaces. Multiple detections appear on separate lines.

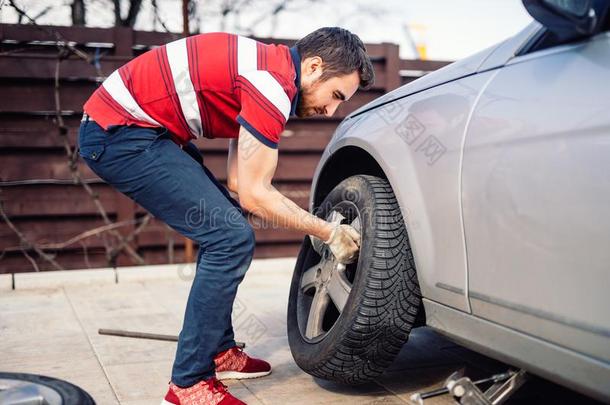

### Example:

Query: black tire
xmin=287 ymin=175 xmax=421 ymax=384
xmin=0 ymin=372 xmax=95 ymax=404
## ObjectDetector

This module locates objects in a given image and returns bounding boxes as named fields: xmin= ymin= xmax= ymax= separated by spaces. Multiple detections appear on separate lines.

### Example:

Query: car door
xmin=461 ymin=27 xmax=610 ymax=363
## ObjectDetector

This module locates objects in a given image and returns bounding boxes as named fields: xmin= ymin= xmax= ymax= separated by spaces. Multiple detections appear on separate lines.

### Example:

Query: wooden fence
xmin=0 ymin=23 xmax=450 ymax=273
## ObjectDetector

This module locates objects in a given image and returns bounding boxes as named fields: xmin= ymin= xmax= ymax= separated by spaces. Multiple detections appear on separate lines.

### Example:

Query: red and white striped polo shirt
xmin=83 ymin=32 xmax=301 ymax=148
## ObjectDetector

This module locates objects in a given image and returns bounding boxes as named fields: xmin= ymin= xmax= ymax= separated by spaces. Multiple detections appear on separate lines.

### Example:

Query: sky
xmin=0 ymin=0 xmax=533 ymax=61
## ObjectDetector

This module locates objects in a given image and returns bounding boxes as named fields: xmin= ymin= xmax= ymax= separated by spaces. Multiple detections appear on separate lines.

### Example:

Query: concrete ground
xmin=0 ymin=258 xmax=602 ymax=405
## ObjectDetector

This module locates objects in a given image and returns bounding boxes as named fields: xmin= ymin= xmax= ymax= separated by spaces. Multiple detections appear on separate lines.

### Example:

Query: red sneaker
xmin=214 ymin=346 xmax=271 ymax=380
xmin=162 ymin=377 xmax=245 ymax=405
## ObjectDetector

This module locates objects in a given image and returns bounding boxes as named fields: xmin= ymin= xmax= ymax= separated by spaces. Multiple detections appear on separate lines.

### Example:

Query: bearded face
xmin=295 ymin=80 xmax=321 ymax=118
xmin=294 ymin=71 xmax=360 ymax=118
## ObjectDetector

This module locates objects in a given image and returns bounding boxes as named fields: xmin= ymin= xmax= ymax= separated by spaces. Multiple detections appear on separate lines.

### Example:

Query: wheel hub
xmin=299 ymin=208 xmax=361 ymax=341
xmin=315 ymin=249 xmax=336 ymax=285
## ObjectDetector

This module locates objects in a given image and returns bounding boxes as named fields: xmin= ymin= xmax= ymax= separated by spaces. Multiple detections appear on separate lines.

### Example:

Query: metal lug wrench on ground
xmin=98 ymin=328 xmax=246 ymax=349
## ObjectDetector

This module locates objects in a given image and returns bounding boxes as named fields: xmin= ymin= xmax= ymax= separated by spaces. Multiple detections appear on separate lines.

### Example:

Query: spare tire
xmin=287 ymin=175 xmax=421 ymax=384
xmin=0 ymin=372 xmax=95 ymax=404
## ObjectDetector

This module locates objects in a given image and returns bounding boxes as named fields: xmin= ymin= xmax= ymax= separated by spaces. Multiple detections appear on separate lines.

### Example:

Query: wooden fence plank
xmin=0 ymin=80 xmax=382 ymax=120
xmin=0 ymin=23 xmax=449 ymax=273
xmin=0 ymin=152 xmax=319 ymax=182
xmin=0 ymin=118 xmax=338 ymax=152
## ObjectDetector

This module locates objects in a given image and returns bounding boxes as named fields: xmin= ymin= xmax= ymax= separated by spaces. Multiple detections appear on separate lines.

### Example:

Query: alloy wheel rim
xmin=0 ymin=378 xmax=63 ymax=405
xmin=299 ymin=205 xmax=361 ymax=342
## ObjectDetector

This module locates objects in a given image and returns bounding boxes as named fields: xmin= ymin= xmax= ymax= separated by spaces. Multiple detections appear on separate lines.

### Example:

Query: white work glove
xmin=323 ymin=224 xmax=361 ymax=264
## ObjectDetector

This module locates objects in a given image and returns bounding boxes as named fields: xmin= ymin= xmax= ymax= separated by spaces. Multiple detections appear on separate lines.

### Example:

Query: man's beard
xmin=295 ymin=82 xmax=317 ymax=118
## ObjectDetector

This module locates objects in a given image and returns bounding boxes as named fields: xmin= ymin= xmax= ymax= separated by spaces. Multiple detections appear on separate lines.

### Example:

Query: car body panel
xmin=307 ymin=16 xmax=610 ymax=402
xmin=424 ymin=298 xmax=610 ymax=402
xmin=462 ymin=30 xmax=610 ymax=363
xmin=347 ymin=46 xmax=497 ymax=119
xmin=476 ymin=21 xmax=542 ymax=71
xmin=347 ymin=22 xmax=541 ymax=121
xmin=317 ymin=72 xmax=497 ymax=312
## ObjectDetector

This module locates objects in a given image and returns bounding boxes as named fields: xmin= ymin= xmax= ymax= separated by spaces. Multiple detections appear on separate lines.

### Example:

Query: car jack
xmin=410 ymin=369 xmax=527 ymax=405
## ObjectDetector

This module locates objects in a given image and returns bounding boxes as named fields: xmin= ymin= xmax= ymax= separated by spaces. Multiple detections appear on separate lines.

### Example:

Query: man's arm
xmin=236 ymin=127 xmax=361 ymax=263
xmin=236 ymin=127 xmax=334 ymax=241
xmin=227 ymin=139 xmax=238 ymax=193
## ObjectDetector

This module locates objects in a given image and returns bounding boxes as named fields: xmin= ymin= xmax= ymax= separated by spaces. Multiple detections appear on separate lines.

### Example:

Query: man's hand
xmin=325 ymin=224 xmax=361 ymax=264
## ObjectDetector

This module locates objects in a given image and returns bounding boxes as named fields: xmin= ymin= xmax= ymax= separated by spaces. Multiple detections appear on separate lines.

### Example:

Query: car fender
xmin=310 ymin=115 xmax=451 ymax=309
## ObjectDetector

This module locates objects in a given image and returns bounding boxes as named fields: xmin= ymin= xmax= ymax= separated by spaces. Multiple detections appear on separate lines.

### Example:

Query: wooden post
xmin=182 ymin=0 xmax=195 ymax=264
xmin=184 ymin=237 xmax=194 ymax=264
xmin=113 ymin=26 xmax=133 ymax=57
xmin=382 ymin=42 xmax=401 ymax=92
xmin=182 ymin=0 xmax=190 ymax=37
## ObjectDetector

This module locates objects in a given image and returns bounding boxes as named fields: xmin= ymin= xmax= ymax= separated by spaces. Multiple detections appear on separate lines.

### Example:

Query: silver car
xmin=286 ymin=0 xmax=610 ymax=402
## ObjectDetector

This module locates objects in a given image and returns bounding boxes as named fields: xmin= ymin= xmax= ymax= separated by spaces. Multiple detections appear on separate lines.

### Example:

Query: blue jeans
xmin=78 ymin=119 xmax=255 ymax=387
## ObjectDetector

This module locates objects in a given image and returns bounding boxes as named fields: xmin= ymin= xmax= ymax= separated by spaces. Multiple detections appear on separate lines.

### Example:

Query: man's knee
xmin=231 ymin=220 xmax=256 ymax=258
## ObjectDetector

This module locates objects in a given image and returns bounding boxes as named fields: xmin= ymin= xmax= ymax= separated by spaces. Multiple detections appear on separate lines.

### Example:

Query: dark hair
xmin=295 ymin=27 xmax=375 ymax=90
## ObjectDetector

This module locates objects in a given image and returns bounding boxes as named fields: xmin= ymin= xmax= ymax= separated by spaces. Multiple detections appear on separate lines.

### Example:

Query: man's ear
xmin=304 ymin=56 xmax=323 ymax=76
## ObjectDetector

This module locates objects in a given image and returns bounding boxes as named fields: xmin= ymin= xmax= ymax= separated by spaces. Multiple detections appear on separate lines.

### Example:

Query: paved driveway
xmin=0 ymin=258 xmax=600 ymax=404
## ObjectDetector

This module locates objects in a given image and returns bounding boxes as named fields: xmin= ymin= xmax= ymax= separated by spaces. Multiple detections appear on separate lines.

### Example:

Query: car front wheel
xmin=287 ymin=174 xmax=421 ymax=384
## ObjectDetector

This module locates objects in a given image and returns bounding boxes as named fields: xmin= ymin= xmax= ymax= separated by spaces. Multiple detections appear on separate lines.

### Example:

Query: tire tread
xmin=304 ymin=175 xmax=421 ymax=384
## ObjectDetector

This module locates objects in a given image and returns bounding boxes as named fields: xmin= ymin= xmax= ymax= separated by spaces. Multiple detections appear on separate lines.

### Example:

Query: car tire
xmin=0 ymin=372 xmax=95 ymax=404
xmin=287 ymin=174 xmax=421 ymax=384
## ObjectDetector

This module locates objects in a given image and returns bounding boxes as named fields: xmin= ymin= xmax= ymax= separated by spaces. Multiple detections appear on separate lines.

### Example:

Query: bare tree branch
xmin=33 ymin=5 xmax=53 ymax=21
xmin=108 ymin=214 xmax=152 ymax=264
xmin=151 ymin=0 xmax=176 ymax=34
xmin=4 ymin=3 xmax=152 ymax=271
xmin=125 ymin=0 xmax=143 ymax=27
xmin=21 ymin=248 xmax=41 ymax=272
xmin=0 ymin=198 xmax=64 ymax=271
xmin=71 ymin=0 xmax=86 ymax=25
xmin=80 ymin=240 xmax=91 ymax=269
xmin=113 ymin=0 xmax=143 ymax=27
xmin=2 ymin=218 xmax=148 ymax=253
xmin=7 ymin=0 xmax=99 ymax=71
xmin=53 ymin=54 xmax=147 ymax=265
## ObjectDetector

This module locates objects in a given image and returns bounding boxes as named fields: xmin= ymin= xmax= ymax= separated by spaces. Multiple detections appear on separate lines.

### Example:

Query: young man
xmin=78 ymin=27 xmax=374 ymax=404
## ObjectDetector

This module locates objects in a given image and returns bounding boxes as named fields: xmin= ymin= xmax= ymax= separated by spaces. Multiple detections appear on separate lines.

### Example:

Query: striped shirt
xmin=83 ymin=32 xmax=301 ymax=148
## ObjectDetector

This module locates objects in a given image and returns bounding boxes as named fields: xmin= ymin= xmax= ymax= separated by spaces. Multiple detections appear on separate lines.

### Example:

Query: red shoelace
xmin=205 ymin=377 xmax=228 ymax=394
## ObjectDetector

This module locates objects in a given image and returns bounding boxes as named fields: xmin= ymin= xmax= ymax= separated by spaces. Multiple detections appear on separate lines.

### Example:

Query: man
xmin=78 ymin=27 xmax=374 ymax=404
